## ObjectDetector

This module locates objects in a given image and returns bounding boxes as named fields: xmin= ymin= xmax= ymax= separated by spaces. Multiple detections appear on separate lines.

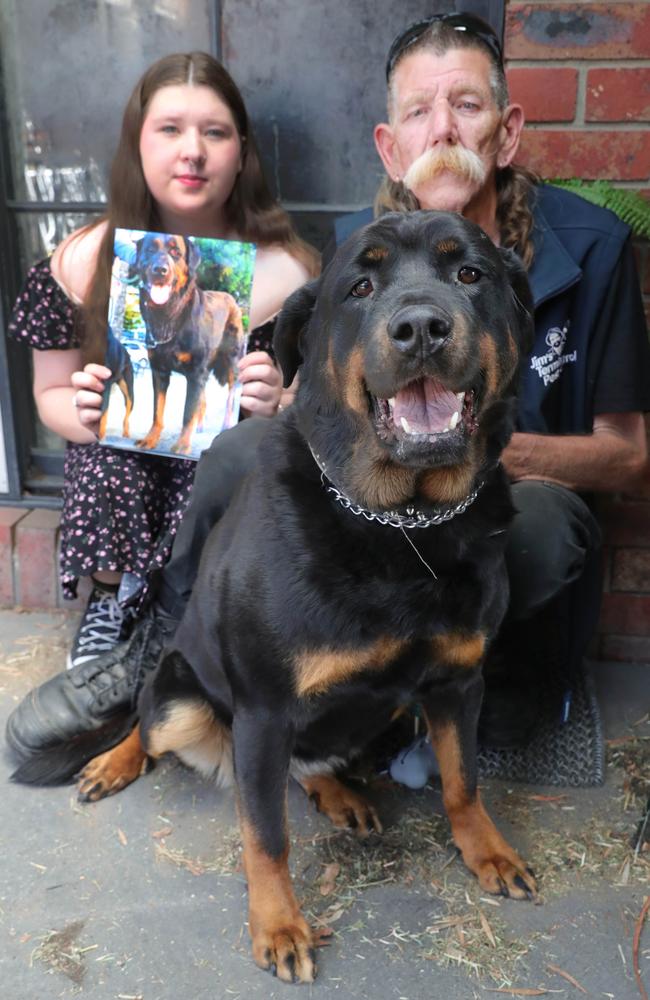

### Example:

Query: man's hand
xmin=238 ymin=351 xmax=283 ymax=418
xmin=502 ymin=412 xmax=648 ymax=493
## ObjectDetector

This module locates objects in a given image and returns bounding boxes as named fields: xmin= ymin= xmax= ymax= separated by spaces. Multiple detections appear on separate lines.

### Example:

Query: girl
xmin=9 ymin=52 xmax=317 ymax=669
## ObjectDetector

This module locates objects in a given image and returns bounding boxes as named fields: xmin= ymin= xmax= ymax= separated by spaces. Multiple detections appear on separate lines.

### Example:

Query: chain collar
xmin=308 ymin=446 xmax=484 ymax=529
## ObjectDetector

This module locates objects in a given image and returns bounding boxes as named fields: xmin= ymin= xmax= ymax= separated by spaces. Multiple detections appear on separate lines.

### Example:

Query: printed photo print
xmin=98 ymin=228 xmax=256 ymax=460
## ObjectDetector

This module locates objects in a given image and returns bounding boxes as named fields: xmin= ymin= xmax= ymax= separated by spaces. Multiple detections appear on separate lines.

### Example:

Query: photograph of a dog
xmin=99 ymin=229 xmax=255 ymax=459
xmin=15 ymin=212 xmax=538 ymax=983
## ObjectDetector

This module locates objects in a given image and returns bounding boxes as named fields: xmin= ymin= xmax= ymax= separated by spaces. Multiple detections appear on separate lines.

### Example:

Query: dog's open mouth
xmin=372 ymin=377 xmax=477 ymax=443
xmin=147 ymin=282 xmax=172 ymax=306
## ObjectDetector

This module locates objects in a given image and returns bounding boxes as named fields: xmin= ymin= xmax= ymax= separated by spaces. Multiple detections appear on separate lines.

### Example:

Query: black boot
xmin=5 ymin=603 xmax=179 ymax=765
xmin=478 ymin=626 xmax=540 ymax=749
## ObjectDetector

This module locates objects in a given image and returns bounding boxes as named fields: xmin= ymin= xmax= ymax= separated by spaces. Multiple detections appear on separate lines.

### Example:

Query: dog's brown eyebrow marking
xmin=435 ymin=240 xmax=459 ymax=254
xmin=361 ymin=246 xmax=389 ymax=263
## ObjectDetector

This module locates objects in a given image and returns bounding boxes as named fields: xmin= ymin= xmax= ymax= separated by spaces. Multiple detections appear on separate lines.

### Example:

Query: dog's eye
xmin=458 ymin=266 xmax=482 ymax=285
xmin=351 ymin=278 xmax=374 ymax=298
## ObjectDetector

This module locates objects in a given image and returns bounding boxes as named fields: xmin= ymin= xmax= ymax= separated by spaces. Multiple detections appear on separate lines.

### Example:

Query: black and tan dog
xmin=18 ymin=212 xmax=538 ymax=982
xmin=133 ymin=233 xmax=245 ymax=454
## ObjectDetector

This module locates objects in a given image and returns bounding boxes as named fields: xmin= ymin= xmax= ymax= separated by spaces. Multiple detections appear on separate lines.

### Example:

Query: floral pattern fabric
xmin=9 ymin=259 xmax=273 ymax=601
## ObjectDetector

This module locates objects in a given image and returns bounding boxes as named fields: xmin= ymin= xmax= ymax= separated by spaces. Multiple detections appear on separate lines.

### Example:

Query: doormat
xmin=477 ymin=662 xmax=605 ymax=787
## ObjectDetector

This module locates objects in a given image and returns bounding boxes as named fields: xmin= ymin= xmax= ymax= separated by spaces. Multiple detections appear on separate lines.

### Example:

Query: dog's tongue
xmin=150 ymin=284 xmax=171 ymax=306
xmin=392 ymin=378 xmax=461 ymax=434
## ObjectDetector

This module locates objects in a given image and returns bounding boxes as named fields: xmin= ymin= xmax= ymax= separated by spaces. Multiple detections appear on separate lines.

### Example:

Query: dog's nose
xmin=153 ymin=264 xmax=169 ymax=278
xmin=387 ymin=305 xmax=452 ymax=356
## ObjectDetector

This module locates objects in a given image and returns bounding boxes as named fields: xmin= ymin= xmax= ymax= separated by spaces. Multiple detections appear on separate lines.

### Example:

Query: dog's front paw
xmin=449 ymin=800 xmax=538 ymax=900
xmin=251 ymin=918 xmax=316 ymax=984
xmin=170 ymin=435 xmax=193 ymax=455
xmin=464 ymin=845 xmax=537 ymax=900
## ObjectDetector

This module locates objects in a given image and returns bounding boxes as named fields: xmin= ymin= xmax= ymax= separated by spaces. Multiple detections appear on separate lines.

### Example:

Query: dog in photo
xmin=133 ymin=232 xmax=245 ymax=454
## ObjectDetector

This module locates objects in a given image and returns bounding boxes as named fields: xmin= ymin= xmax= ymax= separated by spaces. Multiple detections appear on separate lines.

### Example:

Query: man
xmin=334 ymin=12 xmax=649 ymax=744
xmin=7 ymin=13 xmax=650 ymax=767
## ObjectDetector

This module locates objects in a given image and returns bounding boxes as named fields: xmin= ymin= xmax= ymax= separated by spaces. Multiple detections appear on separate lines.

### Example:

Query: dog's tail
xmin=7 ymin=713 xmax=137 ymax=787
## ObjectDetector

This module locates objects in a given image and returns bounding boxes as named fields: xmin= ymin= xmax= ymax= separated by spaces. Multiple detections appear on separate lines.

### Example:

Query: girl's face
xmin=139 ymin=83 xmax=243 ymax=236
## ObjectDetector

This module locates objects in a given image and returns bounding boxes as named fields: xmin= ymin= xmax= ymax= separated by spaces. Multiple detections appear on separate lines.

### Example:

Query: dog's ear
xmin=186 ymin=238 xmax=201 ymax=274
xmin=273 ymin=279 xmax=319 ymax=388
xmin=129 ymin=237 xmax=145 ymax=278
xmin=498 ymin=246 xmax=535 ymax=356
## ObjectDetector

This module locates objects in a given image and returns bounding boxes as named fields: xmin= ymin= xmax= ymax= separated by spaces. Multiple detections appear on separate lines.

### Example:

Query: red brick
xmin=611 ymin=548 xmax=650 ymax=592
xmin=599 ymin=633 xmax=650 ymax=663
xmin=598 ymin=592 xmax=650 ymax=634
xmin=598 ymin=499 xmax=650 ymax=545
xmin=586 ymin=69 xmax=650 ymax=123
xmin=0 ymin=507 xmax=28 ymax=607
xmin=507 ymin=67 xmax=577 ymax=122
xmin=506 ymin=4 xmax=650 ymax=60
xmin=517 ymin=130 xmax=650 ymax=181
xmin=15 ymin=509 xmax=61 ymax=609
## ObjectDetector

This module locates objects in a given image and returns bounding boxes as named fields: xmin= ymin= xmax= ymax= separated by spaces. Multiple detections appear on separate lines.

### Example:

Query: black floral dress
xmin=9 ymin=259 xmax=274 ymax=602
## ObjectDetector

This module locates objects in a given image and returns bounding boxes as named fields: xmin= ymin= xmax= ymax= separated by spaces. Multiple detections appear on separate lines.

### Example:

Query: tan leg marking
xmin=77 ymin=725 xmax=149 ymax=802
xmin=429 ymin=720 xmax=537 ymax=899
xmin=299 ymin=773 xmax=382 ymax=838
xmin=136 ymin=387 xmax=167 ymax=449
xmin=117 ymin=376 xmax=133 ymax=437
xmin=240 ymin=815 xmax=316 ymax=984
xmin=172 ymin=411 xmax=200 ymax=455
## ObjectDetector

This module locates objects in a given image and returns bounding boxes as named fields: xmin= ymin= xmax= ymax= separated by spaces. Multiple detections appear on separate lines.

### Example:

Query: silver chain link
xmin=317 ymin=469 xmax=484 ymax=529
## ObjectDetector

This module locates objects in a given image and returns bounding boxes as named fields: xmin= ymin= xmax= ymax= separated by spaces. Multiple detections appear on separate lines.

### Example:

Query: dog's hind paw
xmin=301 ymin=773 xmax=383 ymax=838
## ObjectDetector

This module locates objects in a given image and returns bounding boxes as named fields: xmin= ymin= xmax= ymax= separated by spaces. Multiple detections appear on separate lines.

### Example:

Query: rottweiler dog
xmin=21 ymin=212 xmax=538 ymax=983
xmin=98 ymin=323 xmax=134 ymax=440
xmin=133 ymin=233 xmax=245 ymax=454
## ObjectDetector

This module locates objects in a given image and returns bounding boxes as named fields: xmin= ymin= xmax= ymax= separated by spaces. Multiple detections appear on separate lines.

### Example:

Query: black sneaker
xmin=67 ymin=581 xmax=136 ymax=670
xmin=6 ymin=603 xmax=178 ymax=767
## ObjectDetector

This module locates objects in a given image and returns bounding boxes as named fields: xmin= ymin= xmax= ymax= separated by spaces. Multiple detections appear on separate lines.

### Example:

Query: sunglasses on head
xmin=385 ymin=12 xmax=504 ymax=80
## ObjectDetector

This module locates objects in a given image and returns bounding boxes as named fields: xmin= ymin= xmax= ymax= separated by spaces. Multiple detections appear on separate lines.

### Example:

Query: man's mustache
xmin=403 ymin=145 xmax=487 ymax=191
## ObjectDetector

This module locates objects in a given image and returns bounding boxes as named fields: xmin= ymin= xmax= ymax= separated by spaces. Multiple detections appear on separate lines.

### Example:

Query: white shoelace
xmin=75 ymin=591 xmax=125 ymax=652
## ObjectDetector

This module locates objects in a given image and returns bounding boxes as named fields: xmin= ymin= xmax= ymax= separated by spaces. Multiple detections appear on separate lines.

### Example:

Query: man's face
xmin=374 ymin=47 xmax=522 ymax=220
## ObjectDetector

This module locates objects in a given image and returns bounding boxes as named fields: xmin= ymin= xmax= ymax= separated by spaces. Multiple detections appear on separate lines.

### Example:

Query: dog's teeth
xmin=449 ymin=411 xmax=460 ymax=430
xmin=400 ymin=416 xmax=411 ymax=434
xmin=388 ymin=397 xmax=396 ymax=409
xmin=456 ymin=392 xmax=465 ymax=405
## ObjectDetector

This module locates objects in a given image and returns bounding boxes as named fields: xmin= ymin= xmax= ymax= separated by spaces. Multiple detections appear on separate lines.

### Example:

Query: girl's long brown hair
xmin=77 ymin=52 xmax=318 ymax=361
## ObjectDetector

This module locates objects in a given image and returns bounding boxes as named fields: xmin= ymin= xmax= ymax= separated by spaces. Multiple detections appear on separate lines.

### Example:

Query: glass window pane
xmin=16 ymin=211 xmax=101 ymax=272
xmin=0 ymin=0 xmax=213 ymax=204
xmin=13 ymin=213 xmax=105 ymax=455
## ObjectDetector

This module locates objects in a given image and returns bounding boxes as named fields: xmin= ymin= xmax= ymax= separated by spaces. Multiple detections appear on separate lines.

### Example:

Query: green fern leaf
xmin=548 ymin=179 xmax=650 ymax=239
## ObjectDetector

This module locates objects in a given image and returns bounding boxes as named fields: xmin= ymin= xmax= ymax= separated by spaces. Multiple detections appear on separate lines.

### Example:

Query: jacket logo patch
xmin=529 ymin=321 xmax=576 ymax=386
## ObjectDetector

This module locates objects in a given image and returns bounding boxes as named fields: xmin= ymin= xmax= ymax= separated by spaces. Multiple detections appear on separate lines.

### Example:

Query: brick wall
xmin=0 ymin=507 xmax=87 ymax=613
xmin=505 ymin=1 xmax=650 ymax=662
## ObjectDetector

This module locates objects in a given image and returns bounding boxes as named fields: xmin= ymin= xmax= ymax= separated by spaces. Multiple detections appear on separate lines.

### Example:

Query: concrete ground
xmin=0 ymin=608 xmax=648 ymax=1000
